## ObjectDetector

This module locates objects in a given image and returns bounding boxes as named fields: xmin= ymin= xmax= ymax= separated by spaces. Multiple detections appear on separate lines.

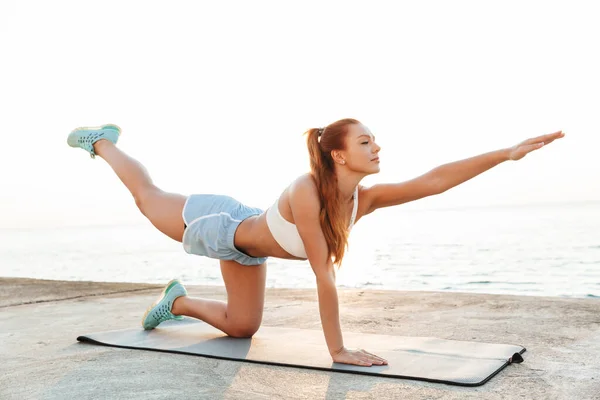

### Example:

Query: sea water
xmin=1 ymin=202 xmax=598 ymax=298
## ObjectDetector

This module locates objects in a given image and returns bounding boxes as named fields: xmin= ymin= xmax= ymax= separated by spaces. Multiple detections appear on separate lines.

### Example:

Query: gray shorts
xmin=181 ymin=194 xmax=268 ymax=266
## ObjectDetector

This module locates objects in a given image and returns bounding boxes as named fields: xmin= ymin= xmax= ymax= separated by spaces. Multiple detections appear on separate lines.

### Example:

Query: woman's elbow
xmin=315 ymin=270 xmax=336 ymax=287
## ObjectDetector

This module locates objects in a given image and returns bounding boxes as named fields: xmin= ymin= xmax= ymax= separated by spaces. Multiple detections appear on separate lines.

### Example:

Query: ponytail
xmin=304 ymin=118 xmax=359 ymax=266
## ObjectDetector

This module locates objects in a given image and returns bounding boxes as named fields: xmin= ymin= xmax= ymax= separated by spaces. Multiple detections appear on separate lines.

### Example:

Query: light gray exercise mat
xmin=77 ymin=319 xmax=525 ymax=386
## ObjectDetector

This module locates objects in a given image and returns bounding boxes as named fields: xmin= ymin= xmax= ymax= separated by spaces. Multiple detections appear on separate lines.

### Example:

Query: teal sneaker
xmin=67 ymin=124 xmax=121 ymax=158
xmin=141 ymin=279 xmax=188 ymax=330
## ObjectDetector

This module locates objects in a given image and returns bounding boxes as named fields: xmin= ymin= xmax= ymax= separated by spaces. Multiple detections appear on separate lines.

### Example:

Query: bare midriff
xmin=233 ymin=212 xmax=307 ymax=261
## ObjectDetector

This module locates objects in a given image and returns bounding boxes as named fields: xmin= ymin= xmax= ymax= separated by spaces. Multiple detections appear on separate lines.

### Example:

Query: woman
xmin=67 ymin=119 xmax=564 ymax=367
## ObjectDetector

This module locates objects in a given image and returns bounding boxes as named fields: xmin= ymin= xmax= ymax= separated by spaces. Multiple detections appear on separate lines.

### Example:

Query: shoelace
xmin=77 ymin=131 xmax=105 ymax=158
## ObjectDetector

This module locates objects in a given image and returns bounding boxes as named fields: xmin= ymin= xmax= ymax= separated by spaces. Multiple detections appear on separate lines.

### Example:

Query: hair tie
xmin=317 ymin=128 xmax=325 ymax=137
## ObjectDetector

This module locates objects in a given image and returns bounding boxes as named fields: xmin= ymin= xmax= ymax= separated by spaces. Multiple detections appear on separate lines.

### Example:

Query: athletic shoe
xmin=141 ymin=279 xmax=187 ymax=330
xmin=67 ymin=123 xmax=121 ymax=158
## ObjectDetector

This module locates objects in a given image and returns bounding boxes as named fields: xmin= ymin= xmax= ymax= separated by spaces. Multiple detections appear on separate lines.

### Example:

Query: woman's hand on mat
xmin=508 ymin=130 xmax=565 ymax=161
xmin=330 ymin=347 xmax=388 ymax=367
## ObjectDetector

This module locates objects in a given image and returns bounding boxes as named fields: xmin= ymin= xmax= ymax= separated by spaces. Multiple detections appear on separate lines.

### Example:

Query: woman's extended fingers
xmin=510 ymin=130 xmax=565 ymax=160
xmin=525 ymin=130 xmax=564 ymax=145
xmin=541 ymin=132 xmax=565 ymax=145
xmin=359 ymin=349 xmax=388 ymax=365
xmin=361 ymin=349 xmax=387 ymax=362
xmin=333 ymin=347 xmax=389 ymax=367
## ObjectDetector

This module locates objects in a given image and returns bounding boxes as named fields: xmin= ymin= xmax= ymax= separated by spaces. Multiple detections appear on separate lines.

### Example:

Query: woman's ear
xmin=330 ymin=150 xmax=345 ymax=165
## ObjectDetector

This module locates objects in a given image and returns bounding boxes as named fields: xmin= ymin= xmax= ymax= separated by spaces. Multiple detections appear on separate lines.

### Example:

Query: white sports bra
xmin=266 ymin=186 xmax=359 ymax=259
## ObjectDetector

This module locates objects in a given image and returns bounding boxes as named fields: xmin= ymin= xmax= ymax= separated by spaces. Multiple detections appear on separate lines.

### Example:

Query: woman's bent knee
xmin=227 ymin=322 xmax=261 ymax=338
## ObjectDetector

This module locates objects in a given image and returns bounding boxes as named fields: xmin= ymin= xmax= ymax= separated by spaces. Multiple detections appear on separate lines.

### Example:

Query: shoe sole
xmin=141 ymin=279 xmax=181 ymax=329
xmin=70 ymin=123 xmax=122 ymax=135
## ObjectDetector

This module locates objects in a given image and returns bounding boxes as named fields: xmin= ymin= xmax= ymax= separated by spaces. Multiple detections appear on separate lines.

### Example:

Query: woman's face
xmin=338 ymin=123 xmax=381 ymax=175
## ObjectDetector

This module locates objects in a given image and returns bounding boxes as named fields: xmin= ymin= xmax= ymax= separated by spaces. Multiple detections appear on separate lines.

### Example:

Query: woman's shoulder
xmin=291 ymin=172 xmax=316 ymax=188
xmin=287 ymin=173 xmax=319 ymax=202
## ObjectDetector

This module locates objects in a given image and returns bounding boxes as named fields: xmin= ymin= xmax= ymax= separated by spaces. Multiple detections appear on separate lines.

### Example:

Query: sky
xmin=0 ymin=0 xmax=598 ymax=228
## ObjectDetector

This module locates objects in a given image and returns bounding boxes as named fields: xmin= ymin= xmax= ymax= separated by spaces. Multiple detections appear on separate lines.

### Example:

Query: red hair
xmin=304 ymin=118 xmax=360 ymax=267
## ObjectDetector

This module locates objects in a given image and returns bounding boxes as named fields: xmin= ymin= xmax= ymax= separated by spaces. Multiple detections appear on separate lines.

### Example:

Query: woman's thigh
xmin=220 ymin=259 xmax=267 ymax=335
xmin=138 ymin=189 xmax=187 ymax=242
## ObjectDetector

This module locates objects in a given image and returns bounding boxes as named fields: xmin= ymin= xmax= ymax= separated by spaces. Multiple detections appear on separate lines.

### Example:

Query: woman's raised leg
xmin=90 ymin=136 xmax=266 ymax=337
xmin=93 ymin=139 xmax=186 ymax=242
xmin=171 ymin=259 xmax=267 ymax=337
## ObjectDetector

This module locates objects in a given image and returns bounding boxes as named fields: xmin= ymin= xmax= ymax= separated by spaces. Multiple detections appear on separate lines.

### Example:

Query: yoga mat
xmin=77 ymin=319 xmax=525 ymax=387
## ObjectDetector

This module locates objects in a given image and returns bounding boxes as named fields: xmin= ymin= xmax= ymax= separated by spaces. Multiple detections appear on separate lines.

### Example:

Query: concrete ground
xmin=1 ymin=277 xmax=599 ymax=400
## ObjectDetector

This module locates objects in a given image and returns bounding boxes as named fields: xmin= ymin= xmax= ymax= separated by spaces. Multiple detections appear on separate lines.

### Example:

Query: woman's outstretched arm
xmin=430 ymin=130 xmax=564 ymax=193
xmin=365 ymin=130 xmax=565 ymax=213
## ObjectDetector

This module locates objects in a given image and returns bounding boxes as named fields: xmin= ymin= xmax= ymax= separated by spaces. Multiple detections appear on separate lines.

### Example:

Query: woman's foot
xmin=67 ymin=123 xmax=121 ymax=158
xmin=141 ymin=279 xmax=188 ymax=330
